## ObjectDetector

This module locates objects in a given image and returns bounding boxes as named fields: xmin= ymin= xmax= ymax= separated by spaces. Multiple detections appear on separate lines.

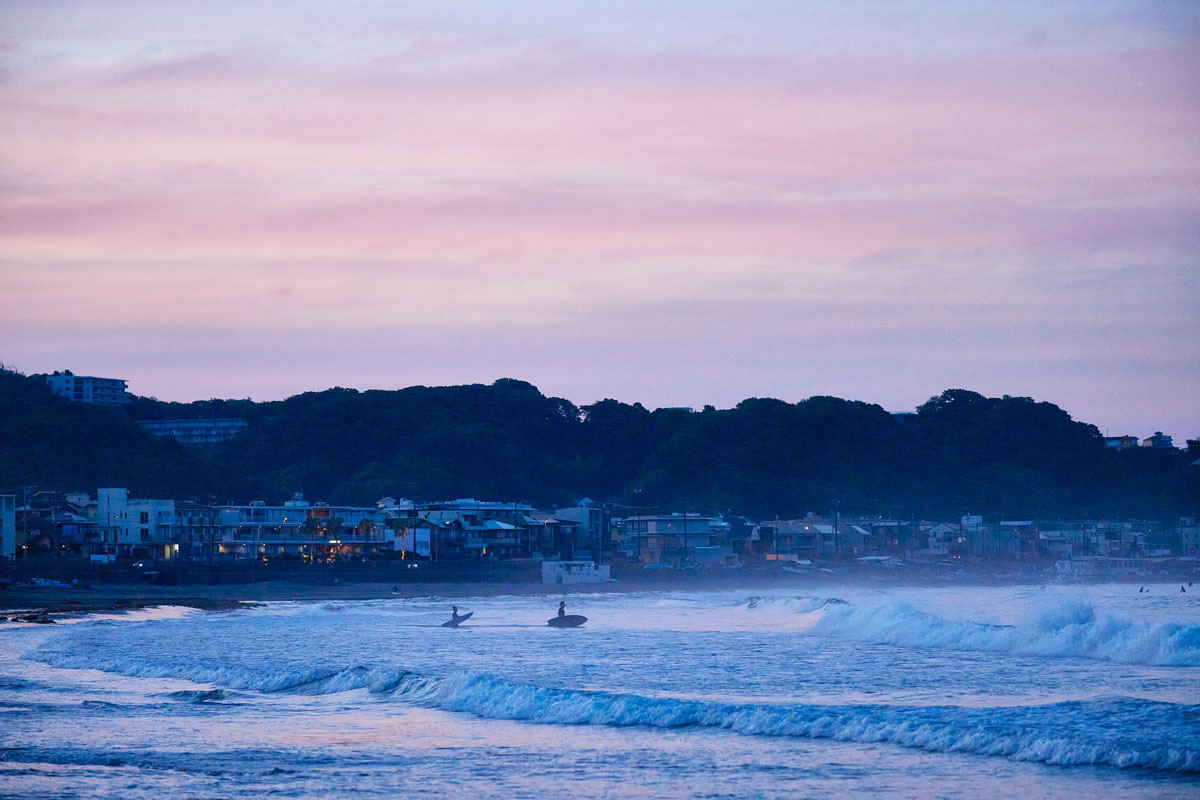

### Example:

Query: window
xmin=140 ymin=511 xmax=149 ymax=524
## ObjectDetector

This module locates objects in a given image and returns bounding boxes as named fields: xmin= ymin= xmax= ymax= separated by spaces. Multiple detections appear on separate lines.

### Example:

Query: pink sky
xmin=1 ymin=2 xmax=1197 ymax=439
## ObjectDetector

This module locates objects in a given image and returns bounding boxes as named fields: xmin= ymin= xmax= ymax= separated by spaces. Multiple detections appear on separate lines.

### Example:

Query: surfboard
xmin=547 ymin=614 xmax=587 ymax=628
xmin=442 ymin=612 xmax=473 ymax=627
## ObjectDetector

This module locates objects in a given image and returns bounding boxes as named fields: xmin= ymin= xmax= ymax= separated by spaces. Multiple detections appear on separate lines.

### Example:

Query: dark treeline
xmin=2 ymin=372 xmax=1197 ymax=519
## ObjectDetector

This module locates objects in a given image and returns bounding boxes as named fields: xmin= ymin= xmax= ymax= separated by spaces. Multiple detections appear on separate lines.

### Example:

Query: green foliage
xmin=0 ymin=371 xmax=228 ymax=498
xmin=1 ymin=373 xmax=1195 ymax=519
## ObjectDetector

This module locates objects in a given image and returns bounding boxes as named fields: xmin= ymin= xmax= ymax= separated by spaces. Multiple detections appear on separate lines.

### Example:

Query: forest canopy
xmin=2 ymin=372 xmax=1196 ymax=519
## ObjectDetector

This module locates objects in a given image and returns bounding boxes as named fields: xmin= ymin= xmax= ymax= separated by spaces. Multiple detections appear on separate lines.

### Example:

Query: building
xmin=0 ymin=495 xmax=14 ymax=560
xmin=999 ymin=521 xmax=1039 ymax=560
xmin=760 ymin=518 xmax=828 ymax=561
xmin=1142 ymin=431 xmax=1174 ymax=449
xmin=914 ymin=521 xmax=960 ymax=559
xmin=44 ymin=371 xmax=129 ymax=406
xmin=541 ymin=560 xmax=611 ymax=584
xmin=1090 ymin=521 xmax=1149 ymax=558
xmin=203 ymin=496 xmax=394 ymax=562
xmin=618 ymin=514 xmax=730 ymax=565
xmin=420 ymin=499 xmax=539 ymax=560
xmin=136 ymin=418 xmax=249 ymax=447
xmin=95 ymin=488 xmax=176 ymax=559
xmin=1103 ymin=435 xmax=1139 ymax=449
xmin=1180 ymin=518 xmax=1199 ymax=558
xmin=554 ymin=499 xmax=607 ymax=560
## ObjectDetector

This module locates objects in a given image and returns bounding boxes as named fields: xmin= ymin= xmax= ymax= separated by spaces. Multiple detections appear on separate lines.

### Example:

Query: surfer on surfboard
xmin=548 ymin=601 xmax=586 ymax=627
xmin=442 ymin=606 xmax=473 ymax=627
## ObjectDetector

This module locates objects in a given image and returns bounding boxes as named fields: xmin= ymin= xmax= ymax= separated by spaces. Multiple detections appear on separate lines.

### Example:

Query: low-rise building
xmin=554 ymin=499 xmax=607 ymax=560
xmin=760 ymin=518 xmax=828 ymax=561
xmin=96 ymin=487 xmax=175 ymax=559
xmin=541 ymin=560 xmax=611 ymax=584
xmin=136 ymin=418 xmax=249 ymax=447
xmin=1142 ymin=431 xmax=1174 ymax=449
xmin=618 ymin=514 xmax=730 ymax=565
xmin=420 ymin=499 xmax=538 ymax=560
xmin=1181 ymin=518 xmax=1199 ymax=558
xmin=206 ymin=496 xmax=393 ymax=562
xmin=914 ymin=521 xmax=959 ymax=559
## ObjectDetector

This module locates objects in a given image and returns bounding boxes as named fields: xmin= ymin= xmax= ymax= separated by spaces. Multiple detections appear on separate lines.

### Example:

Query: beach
xmin=0 ymin=579 xmax=628 ymax=618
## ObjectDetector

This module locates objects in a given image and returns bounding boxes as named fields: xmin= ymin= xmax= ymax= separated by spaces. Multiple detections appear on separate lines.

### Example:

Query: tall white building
xmin=45 ymin=371 xmax=129 ymax=406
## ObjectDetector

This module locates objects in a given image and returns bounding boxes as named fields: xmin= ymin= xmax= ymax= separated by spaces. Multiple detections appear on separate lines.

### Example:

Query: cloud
xmin=0 ymin=1 xmax=1196 ymax=437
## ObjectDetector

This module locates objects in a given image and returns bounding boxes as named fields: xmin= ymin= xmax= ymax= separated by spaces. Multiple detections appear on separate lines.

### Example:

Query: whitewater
xmin=2 ymin=583 xmax=1198 ymax=798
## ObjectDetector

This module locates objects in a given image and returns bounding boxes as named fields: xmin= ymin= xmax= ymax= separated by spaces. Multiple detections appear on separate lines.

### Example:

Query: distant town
xmin=4 ymin=488 xmax=1199 ymax=585
xmin=2 ymin=368 xmax=1197 ymax=585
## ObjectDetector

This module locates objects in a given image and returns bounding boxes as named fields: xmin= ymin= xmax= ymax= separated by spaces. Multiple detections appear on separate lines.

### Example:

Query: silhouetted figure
xmin=557 ymin=600 xmax=566 ymax=618
xmin=451 ymin=605 xmax=462 ymax=621
xmin=1182 ymin=586 xmax=1187 ymax=594
xmin=1139 ymin=586 xmax=1144 ymax=593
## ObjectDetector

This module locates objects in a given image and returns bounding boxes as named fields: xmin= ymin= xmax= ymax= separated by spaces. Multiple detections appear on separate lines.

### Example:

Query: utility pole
xmin=833 ymin=499 xmax=841 ymax=559
xmin=682 ymin=511 xmax=689 ymax=568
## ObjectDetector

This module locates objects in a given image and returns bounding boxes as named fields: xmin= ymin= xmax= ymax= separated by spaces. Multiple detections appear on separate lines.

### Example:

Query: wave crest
xmin=398 ymin=673 xmax=1198 ymax=773
xmin=811 ymin=600 xmax=1200 ymax=666
xmin=745 ymin=595 xmax=846 ymax=613
xmin=25 ymin=646 xmax=1199 ymax=774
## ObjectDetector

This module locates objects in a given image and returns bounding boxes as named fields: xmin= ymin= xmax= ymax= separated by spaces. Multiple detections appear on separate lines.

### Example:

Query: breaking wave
xmin=163 ymin=689 xmax=229 ymax=703
xmin=744 ymin=595 xmax=847 ymax=612
xmin=24 ymin=647 xmax=1200 ymax=774
xmin=809 ymin=600 xmax=1200 ymax=667
xmin=395 ymin=673 xmax=1199 ymax=773
xmin=31 ymin=650 xmax=414 ymax=695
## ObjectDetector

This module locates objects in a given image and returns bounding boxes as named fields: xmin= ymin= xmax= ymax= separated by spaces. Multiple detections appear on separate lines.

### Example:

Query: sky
xmin=1 ymin=1 xmax=1197 ymax=439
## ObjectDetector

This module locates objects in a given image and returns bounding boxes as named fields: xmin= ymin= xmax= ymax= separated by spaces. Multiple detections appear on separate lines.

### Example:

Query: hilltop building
xmin=136 ymin=418 xmax=248 ymax=447
xmin=1142 ymin=431 xmax=1174 ymax=449
xmin=43 ymin=371 xmax=129 ymax=406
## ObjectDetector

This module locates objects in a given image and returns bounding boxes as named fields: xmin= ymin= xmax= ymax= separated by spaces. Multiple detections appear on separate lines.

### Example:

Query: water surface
xmin=2 ymin=583 xmax=1197 ymax=798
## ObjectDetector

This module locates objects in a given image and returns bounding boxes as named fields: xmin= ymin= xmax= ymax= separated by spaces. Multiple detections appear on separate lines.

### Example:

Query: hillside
xmin=2 ymin=372 xmax=1197 ymax=518
xmin=0 ymin=371 xmax=228 ymax=499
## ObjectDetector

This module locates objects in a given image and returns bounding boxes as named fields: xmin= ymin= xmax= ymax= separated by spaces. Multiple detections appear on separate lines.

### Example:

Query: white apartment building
xmin=44 ymin=372 xmax=129 ymax=406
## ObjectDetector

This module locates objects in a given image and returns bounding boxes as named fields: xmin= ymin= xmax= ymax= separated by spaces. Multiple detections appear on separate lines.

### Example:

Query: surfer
xmin=451 ymin=605 xmax=462 ymax=621
xmin=557 ymin=600 xmax=566 ymax=618
xmin=1182 ymin=586 xmax=1187 ymax=594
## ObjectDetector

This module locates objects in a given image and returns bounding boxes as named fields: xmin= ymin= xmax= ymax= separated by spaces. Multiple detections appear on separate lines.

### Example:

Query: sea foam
xmin=395 ymin=672 xmax=1199 ymax=773
xmin=27 ymin=644 xmax=1200 ymax=774
xmin=805 ymin=600 xmax=1200 ymax=666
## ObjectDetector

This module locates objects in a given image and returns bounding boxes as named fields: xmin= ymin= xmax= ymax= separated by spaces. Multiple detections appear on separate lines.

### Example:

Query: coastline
xmin=1 ymin=569 xmax=1179 ymax=622
xmin=0 ymin=577 xmax=693 ymax=619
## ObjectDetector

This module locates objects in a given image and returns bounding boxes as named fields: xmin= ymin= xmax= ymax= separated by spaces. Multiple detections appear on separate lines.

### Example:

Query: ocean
xmin=1 ymin=582 xmax=1197 ymax=798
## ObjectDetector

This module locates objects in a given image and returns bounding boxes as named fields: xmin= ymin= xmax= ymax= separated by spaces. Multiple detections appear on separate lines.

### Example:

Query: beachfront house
xmin=618 ymin=513 xmax=731 ymax=566
xmin=95 ymin=488 xmax=176 ymax=561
